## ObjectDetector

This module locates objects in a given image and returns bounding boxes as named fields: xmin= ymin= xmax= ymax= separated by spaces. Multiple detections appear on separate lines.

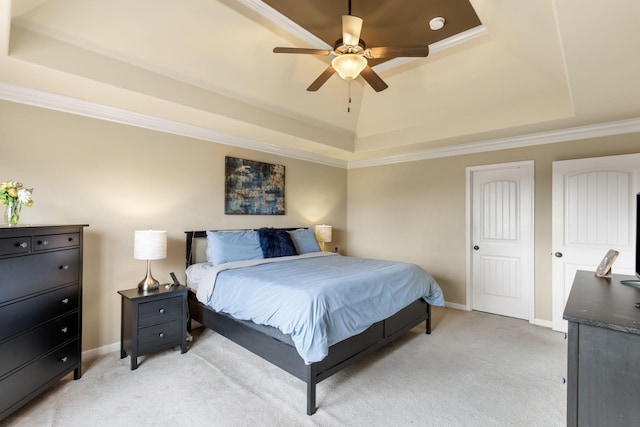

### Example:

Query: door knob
xmin=554 ymin=252 xmax=563 ymax=258
xmin=473 ymin=246 xmax=480 ymax=250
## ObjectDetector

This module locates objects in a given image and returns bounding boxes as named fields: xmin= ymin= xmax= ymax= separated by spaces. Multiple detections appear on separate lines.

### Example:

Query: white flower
xmin=17 ymin=188 xmax=32 ymax=204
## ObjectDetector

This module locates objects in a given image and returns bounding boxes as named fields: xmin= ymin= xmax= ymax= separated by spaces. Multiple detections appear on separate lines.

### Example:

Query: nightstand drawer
xmin=33 ymin=233 xmax=80 ymax=251
xmin=0 ymin=284 xmax=78 ymax=342
xmin=138 ymin=297 xmax=182 ymax=326
xmin=0 ymin=249 xmax=80 ymax=302
xmin=138 ymin=320 xmax=182 ymax=354
xmin=0 ymin=311 xmax=78 ymax=378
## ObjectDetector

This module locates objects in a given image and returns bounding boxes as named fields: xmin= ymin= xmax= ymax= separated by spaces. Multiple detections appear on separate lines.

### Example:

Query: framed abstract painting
xmin=224 ymin=156 xmax=285 ymax=215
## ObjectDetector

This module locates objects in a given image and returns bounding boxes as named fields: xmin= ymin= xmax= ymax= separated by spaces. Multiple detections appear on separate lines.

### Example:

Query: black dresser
xmin=0 ymin=224 xmax=87 ymax=420
xmin=563 ymin=270 xmax=640 ymax=426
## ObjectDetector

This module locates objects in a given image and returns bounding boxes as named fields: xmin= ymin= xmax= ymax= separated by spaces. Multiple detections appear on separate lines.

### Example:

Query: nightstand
xmin=118 ymin=285 xmax=188 ymax=370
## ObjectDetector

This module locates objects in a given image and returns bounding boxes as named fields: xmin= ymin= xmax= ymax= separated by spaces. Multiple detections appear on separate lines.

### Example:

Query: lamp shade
xmin=315 ymin=225 xmax=332 ymax=243
xmin=331 ymin=54 xmax=367 ymax=80
xmin=134 ymin=230 xmax=167 ymax=260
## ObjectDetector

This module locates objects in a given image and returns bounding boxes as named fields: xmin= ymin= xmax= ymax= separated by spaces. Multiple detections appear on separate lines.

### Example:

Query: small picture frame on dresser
xmin=595 ymin=249 xmax=619 ymax=277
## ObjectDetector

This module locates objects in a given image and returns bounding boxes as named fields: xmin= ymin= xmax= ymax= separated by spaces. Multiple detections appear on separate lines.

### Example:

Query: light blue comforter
xmin=189 ymin=253 xmax=444 ymax=364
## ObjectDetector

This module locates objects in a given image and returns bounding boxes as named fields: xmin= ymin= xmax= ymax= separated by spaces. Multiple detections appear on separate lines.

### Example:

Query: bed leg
xmin=426 ymin=303 xmax=432 ymax=335
xmin=306 ymin=364 xmax=317 ymax=415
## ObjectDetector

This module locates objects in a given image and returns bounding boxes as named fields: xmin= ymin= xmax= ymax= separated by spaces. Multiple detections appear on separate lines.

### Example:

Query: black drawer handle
xmin=59 ymin=264 xmax=70 ymax=270
xmin=38 ymin=240 xmax=49 ymax=246
xmin=159 ymin=308 xmax=165 ymax=314
xmin=60 ymin=356 xmax=68 ymax=363
xmin=61 ymin=298 xmax=70 ymax=304
xmin=159 ymin=332 xmax=165 ymax=338
xmin=16 ymin=241 xmax=28 ymax=248
xmin=68 ymin=237 xmax=75 ymax=242
xmin=61 ymin=326 xmax=69 ymax=333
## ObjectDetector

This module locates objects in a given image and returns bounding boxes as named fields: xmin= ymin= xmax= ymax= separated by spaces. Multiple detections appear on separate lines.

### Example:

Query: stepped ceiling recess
xmin=0 ymin=0 xmax=639 ymax=167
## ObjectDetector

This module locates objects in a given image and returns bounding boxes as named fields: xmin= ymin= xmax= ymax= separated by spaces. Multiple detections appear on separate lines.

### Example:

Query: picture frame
xmin=595 ymin=249 xmax=619 ymax=277
xmin=224 ymin=156 xmax=285 ymax=215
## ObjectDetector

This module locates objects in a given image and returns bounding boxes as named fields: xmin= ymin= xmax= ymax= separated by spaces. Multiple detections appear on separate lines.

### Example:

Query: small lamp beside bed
xmin=314 ymin=224 xmax=332 ymax=252
xmin=134 ymin=230 xmax=167 ymax=292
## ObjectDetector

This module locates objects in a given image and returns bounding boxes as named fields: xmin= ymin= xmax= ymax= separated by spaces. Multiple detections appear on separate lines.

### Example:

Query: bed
xmin=184 ymin=228 xmax=444 ymax=415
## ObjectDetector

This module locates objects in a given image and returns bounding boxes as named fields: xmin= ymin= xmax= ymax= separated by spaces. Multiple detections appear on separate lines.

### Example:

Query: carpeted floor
xmin=3 ymin=307 xmax=567 ymax=426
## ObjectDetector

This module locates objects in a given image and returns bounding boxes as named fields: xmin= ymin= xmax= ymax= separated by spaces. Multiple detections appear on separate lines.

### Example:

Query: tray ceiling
xmin=1 ymin=0 xmax=639 ymax=166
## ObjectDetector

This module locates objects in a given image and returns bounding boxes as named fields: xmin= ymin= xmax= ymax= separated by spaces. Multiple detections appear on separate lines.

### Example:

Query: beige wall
xmin=0 ymin=100 xmax=347 ymax=352
xmin=2 ymin=96 xmax=638 ymax=349
xmin=347 ymin=134 xmax=640 ymax=323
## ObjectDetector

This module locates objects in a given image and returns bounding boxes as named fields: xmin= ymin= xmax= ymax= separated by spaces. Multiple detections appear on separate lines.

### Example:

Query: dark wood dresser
xmin=563 ymin=270 xmax=640 ymax=426
xmin=0 ymin=224 xmax=87 ymax=421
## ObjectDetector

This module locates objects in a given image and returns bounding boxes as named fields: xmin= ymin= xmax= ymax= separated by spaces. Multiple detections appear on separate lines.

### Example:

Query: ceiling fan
xmin=272 ymin=1 xmax=429 ymax=92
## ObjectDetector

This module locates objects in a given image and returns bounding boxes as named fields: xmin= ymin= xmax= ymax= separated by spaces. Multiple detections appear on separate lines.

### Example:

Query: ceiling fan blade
xmin=359 ymin=66 xmax=388 ymax=92
xmin=365 ymin=46 xmax=429 ymax=59
xmin=342 ymin=15 xmax=363 ymax=46
xmin=307 ymin=66 xmax=336 ymax=91
xmin=273 ymin=47 xmax=333 ymax=55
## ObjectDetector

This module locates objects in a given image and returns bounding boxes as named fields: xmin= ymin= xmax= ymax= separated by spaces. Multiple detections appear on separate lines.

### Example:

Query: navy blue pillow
xmin=258 ymin=228 xmax=298 ymax=258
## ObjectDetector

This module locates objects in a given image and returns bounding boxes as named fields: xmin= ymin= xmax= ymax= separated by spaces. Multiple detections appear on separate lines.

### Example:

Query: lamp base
xmin=138 ymin=260 xmax=160 ymax=292
xmin=138 ymin=277 xmax=159 ymax=292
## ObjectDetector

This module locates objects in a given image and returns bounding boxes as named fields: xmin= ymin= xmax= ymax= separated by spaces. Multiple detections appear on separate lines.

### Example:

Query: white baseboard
xmin=83 ymin=342 xmax=119 ymax=360
xmin=443 ymin=301 xmax=553 ymax=330
xmin=444 ymin=301 xmax=469 ymax=311
xmin=532 ymin=318 xmax=553 ymax=328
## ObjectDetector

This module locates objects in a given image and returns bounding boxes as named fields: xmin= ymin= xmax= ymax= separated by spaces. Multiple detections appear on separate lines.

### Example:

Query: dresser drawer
xmin=0 ymin=339 xmax=79 ymax=418
xmin=138 ymin=320 xmax=182 ymax=354
xmin=0 ymin=236 xmax=31 ymax=257
xmin=0 ymin=284 xmax=78 ymax=342
xmin=138 ymin=296 xmax=182 ymax=327
xmin=0 ymin=248 xmax=79 ymax=302
xmin=0 ymin=312 xmax=78 ymax=378
xmin=33 ymin=233 xmax=80 ymax=251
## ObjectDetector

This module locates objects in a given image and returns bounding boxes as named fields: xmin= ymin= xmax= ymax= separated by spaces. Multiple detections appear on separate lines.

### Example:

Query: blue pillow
xmin=258 ymin=228 xmax=298 ymax=258
xmin=206 ymin=230 xmax=264 ymax=265
xmin=287 ymin=228 xmax=321 ymax=254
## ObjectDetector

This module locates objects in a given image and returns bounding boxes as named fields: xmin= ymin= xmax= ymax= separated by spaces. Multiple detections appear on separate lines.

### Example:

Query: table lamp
xmin=315 ymin=225 xmax=332 ymax=252
xmin=134 ymin=230 xmax=167 ymax=291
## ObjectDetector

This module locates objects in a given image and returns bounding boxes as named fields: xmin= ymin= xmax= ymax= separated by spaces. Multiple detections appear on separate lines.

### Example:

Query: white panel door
xmin=469 ymin=161 xmax=534 ymax=320
xmin=552 ymin=153 xmax=640 ymax=332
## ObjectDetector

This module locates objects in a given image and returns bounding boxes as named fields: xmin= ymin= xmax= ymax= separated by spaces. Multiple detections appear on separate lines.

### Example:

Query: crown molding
xmin=0 ymin=81 xmax=348 ymax=168
xmin=1 ymin=81 xmax=638 ymax=171
xmin=373 ymin=25 xmax=488 ymax=73
xmin=347 ymin=118 xmax=640 ymax=169
xmin=237 ymin=0 xmax=333 ymax=50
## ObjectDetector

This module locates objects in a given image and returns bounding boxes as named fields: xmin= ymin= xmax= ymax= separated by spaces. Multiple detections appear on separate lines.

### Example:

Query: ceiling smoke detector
xmin=429 ymin=17 xmax=446 ymax=30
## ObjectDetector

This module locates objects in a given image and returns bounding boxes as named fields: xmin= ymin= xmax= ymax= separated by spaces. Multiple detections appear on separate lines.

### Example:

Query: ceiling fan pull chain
xmin=348 ymin=80 xmax=352 ymax=112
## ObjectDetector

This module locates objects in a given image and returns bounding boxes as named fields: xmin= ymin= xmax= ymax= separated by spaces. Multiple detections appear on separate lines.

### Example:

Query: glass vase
xmin=4 ymin=202 xmax=22 ymax=226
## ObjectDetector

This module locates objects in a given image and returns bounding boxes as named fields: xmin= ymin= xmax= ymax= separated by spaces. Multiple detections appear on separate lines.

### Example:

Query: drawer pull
xmin=60 ymin=356 xmax=68 ymax=363
xmin=68 ymin=237 xmax=75 ymax=242
xmin=159 ymin=332 xmax=165 ymax=338
xmin=159 ymin=308 xmax=165 ymax=314
xmin=16 ymin=241 xmax=28 ymax=248
xmin=61 ymin=326 xmax=69 ymax=333
xmin=59 ymin=264 xmax=70 ymax=270
xmin=38 ymin=240 xmax=49 ymax=246
xmin=61 ymin=298 xmax=70 ymax=304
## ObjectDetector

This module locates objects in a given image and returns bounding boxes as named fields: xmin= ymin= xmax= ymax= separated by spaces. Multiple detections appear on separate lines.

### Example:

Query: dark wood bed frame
xmin=185 ymin=230 xmax=432 ymax=415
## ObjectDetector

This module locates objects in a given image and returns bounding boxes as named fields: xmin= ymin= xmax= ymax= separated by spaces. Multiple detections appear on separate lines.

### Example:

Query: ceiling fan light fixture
xmin=332 ymin=54 xmax=367 ymax=80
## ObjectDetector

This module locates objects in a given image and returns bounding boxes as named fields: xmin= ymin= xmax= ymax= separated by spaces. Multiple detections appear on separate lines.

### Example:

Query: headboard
xmin=184 ymin=231 xmax=207 ymax=268
xmin=184 ymin=228 xmax=303 ymax=268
